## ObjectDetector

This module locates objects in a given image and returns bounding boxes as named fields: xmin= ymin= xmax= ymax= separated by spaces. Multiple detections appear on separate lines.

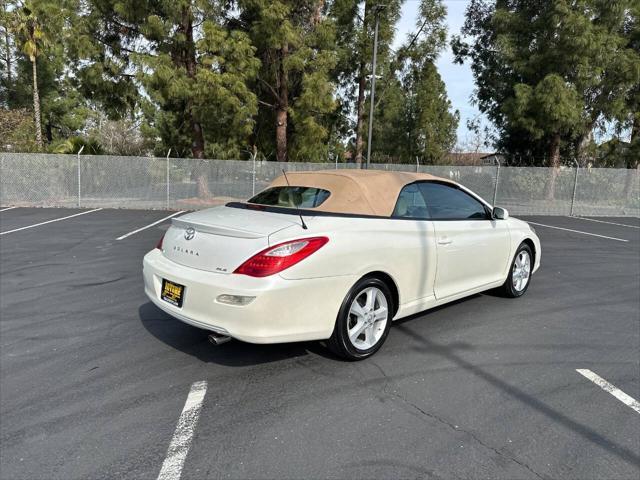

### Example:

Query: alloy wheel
xmin=347 ymin=287 xmax=389 ymax=350
xmin=512 ymin=250 xmax=531 ymax=292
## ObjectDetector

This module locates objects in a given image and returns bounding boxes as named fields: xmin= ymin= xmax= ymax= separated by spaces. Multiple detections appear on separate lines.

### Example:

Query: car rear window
xmin=248 ymin=186 xmax=331 ymax=209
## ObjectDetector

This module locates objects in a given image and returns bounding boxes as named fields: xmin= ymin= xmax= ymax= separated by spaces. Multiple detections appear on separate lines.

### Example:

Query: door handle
xmin=437 ymin=238 xmax=452 ymax=245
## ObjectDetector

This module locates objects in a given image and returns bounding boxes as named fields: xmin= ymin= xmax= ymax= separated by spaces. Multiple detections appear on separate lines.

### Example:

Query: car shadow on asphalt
xmin=391 ymin=322 xmax=640 ymax=469
xmin=138 ymin=302 xmax=339 ymax=366
xmin=139 ymin=293 xmax=490 ymax=367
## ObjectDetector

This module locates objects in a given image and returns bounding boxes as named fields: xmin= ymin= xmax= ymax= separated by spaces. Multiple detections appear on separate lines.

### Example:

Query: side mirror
xmin=493 ymin=206 xmax=509 ymax=220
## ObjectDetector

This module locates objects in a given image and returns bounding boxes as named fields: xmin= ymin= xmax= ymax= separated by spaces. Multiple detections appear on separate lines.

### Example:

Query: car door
xmin=416 ymin=182 xmax=511 ymax=300
xmin=389 ymin=183 xmax=438 ymax=304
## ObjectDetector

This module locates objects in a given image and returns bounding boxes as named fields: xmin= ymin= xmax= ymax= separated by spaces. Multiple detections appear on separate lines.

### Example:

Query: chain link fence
xmin=0 ymin=153 xmax=638 ymax=216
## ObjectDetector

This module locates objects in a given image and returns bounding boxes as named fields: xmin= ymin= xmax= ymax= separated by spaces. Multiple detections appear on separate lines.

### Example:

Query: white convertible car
xmin=143 ymin=170 xmax=541 ymax=360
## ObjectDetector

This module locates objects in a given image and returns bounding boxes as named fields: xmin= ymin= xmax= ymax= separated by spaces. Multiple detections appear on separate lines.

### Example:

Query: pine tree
xmin=78 ymin=0 xmax=259 ymax=161
xmin=453 ymin=0 xmax=640 ymax=175
xmin=370 ymin=0 xmax=457 ymax=163
xmin=330 ymin=0 xmax=402 ymax=164
xmin=238 ymin=0 xmax=337 ymax=162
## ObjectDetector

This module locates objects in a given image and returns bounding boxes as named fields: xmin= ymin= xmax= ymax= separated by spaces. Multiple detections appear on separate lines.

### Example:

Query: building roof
xmin=267 ymin=169 xmax=453 ymax=216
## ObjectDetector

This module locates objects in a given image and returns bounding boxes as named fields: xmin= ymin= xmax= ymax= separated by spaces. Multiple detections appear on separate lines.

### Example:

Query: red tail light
xmin=234 ymin=237 xmax=329 ymax=277
xmin=156 ymin=233 xmax=165 ymax=250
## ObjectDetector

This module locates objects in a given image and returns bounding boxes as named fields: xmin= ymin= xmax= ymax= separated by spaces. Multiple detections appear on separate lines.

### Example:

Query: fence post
xmin=166 ymin=148 xmax=171 ymax=210
xmin=251 ymin=150 xmax=257 ymax=196
xmin=570 ymin=159 xmax=579 ymax=216
xmin=77 ymin=145 xmax=84 ymax=207
xmin=416 ymin=156 xmax=419 ymax=173
xmin=492 ymin=158 xmax=500 ymax=206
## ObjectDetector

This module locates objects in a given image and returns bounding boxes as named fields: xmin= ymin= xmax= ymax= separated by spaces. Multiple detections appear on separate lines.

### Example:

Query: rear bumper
xmin=143 ymin=249 xmax=355 ymax=344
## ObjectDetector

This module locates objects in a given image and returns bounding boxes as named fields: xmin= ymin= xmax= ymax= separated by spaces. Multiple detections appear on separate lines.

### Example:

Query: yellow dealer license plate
xmin=161 ymin=279 xmax=185 ymax=308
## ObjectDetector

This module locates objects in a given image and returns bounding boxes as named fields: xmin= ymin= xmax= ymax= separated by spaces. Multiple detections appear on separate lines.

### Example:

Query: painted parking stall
xmin=577 ymin=369 xmax=640 ymax=414
xmin=0 ymin=208 xmax=104 ymax=235
xmin=116 ymin=211 xmax=186 ymax=240
xmin=526 ymin=220 xmax=629 ymax=242
xmin=570 ymin=216 xmax=640 ymax=229
xmin=157 ymin=381 xmax=208 ymax=480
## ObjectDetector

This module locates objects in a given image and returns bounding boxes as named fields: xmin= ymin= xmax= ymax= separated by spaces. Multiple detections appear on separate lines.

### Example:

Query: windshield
xmin=248 ymin=186 xmax=331 ymax=209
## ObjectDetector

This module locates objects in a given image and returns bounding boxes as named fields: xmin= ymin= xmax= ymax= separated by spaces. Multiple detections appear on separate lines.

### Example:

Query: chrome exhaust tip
xmin=208 ymin=333 xmax=232 ymax=346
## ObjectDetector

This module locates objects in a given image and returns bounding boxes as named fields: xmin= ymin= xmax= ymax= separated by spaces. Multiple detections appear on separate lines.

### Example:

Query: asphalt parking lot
xmin=1 ymin=207 xmax=638 ymax=480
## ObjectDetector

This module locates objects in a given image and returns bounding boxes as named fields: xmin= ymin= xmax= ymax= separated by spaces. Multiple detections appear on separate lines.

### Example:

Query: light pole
xmin=365 ymin=4 xmax=385 ymax=169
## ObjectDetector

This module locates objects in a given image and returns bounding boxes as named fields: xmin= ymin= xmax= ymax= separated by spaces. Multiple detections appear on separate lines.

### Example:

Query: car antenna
xmin=281 ymin=169 xmax=308 ymax=230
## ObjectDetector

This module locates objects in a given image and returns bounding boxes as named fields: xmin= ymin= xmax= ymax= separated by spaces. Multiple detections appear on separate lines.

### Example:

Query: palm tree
xmin=15 ymin=4 xmax=44 ymax=149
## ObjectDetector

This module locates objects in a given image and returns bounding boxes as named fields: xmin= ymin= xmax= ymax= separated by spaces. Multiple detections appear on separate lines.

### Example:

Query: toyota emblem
xmin=184 ymin=227 xmax=196 ymax=241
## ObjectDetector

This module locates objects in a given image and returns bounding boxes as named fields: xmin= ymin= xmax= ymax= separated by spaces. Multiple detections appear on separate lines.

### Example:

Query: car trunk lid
xmin=163 ymin=205 xmax=300 ymax=273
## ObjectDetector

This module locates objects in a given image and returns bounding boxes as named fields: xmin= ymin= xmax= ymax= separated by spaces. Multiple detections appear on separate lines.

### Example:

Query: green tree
xmin=369 ymin=0 xmax=457 ymax=163
xmin=0 ymin=1 xmax=14 ymax=107
xmin=372 ymin=63 xmax=458 ymax=163
xmin=79 ymin=0 xmax=259 ymax=161
xmin=330 ymin=0 xmax=403 ymax=164
xmin=67 ymin=0 xmax=139 ymax=121
xmin=13 ymin=2 xmax=46 ymax=148
xmin=238 ymin=0 xmax=337 ymax=162
xmin=621 ymin=1 xmax=639 ymax=198
xmin=0 ymin=107 xmax=37 ymax=151
xmin=10 ymin=51 xmax=89 ymax=142
xmin=453 ymin=0 xmax=640 ymax=184
xmin=4 ymin=0 xmax=89 ymax=149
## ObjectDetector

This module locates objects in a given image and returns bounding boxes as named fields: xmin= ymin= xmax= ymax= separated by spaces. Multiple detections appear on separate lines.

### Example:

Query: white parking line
xmin=577 ymin=369 xmax=640 ymax=414
xmin=527 ymin=221 xmax=629 ymax=243
xmin=0 ymin=206 xmax=17 ymax=212
xmin=0 ymin=208 xmax=103 ymax=235
xmin=157 ymin=381 xmax=208 ymax=480
xmin=568 ymin=216 xmax=640 ymax=229
xmin=116 ymin=211 xmax=185 ymax=240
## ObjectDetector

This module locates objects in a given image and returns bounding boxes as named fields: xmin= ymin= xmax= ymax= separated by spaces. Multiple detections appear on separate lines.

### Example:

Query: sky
xmin=395 ymin=0 xmax=483 ymax=148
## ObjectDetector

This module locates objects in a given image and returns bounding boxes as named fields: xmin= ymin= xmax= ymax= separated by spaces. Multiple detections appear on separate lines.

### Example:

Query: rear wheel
xmin=500 ymin=243 xmax=533 ymax=298
xmin=327 ymin=277 xmax=393 ymax=360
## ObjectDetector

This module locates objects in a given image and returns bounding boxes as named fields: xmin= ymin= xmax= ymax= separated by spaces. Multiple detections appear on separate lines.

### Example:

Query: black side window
xmin=392 ymin=183 xmax=430 ymax=219
xmin=418 ymin=182 xmax=488 ymax=220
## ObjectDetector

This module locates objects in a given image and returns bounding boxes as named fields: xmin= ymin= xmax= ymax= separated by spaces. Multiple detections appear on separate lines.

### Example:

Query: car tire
xmin=500 ymin=243 xmax=533 ymax=298
xmin=327 ymin=277 xmax=394 ymax=361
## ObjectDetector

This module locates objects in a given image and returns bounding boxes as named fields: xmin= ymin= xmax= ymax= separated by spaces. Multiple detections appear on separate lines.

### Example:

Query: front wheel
xmin=327 ymin=277 xmax=393 ymax=360
xmin=500 ymin=243 xmax=533 ymax=298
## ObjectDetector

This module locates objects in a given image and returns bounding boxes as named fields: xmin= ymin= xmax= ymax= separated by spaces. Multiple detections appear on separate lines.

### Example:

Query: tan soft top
xmin=267 ymin=169 xmax=454 ymax=217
